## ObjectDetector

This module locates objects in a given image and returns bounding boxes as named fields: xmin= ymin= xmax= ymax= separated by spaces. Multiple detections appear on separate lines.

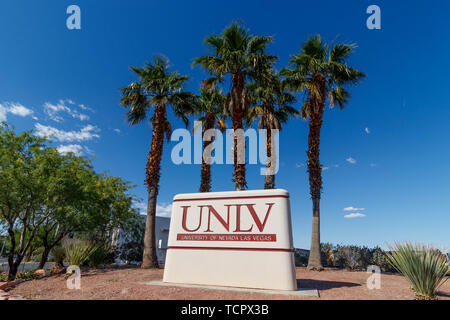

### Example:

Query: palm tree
xmin=120 ymin=55 xmax=194 ymax=268
xmin=281 ymin=36 xmax=365 ymax=270
xmin=191 ymin=80 xmax=226 ymax=192
xmin=246 ymin=71 xmax=297 ymax=189
xmin=193 ymin=22 xmax=275 ymax=190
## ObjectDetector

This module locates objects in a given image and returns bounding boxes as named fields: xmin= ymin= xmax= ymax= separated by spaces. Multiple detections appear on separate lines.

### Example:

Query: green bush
xmin=15 ymin=270 xmax=40 ymax=280
xmin=117 ymin=241 xmax=144 ymax=263
xmin=0 ymin=272 xmax=8 ymax=282
xmin=51 ymin=246 xmax=66 ymax=267
xmin=332 ymin=245 xmax=373 ymax=270
xmin=86 ymin=244 xmax=115 ymax=267
xmin=387 ymin=242 xmax=449 ymax=300
xmin=370 ymin=247 xmax=393 ymax=272
xmin=63 ymin=239 xmax=98 ymax=266
xmin=294 ymin=250 xmax=308 ymax=267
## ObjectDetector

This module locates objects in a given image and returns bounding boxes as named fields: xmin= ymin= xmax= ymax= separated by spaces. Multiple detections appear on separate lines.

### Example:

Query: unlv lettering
xmin=181 ymin=203 xmax=274 ymax=233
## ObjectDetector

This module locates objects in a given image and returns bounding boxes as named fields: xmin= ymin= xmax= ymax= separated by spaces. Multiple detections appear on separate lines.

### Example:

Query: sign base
xmin=163 ymin=189 xmax=297 ymax=291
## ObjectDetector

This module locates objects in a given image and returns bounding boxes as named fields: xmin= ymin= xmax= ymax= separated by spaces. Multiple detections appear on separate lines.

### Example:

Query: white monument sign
xmin=163 ymin=189 xmax=297 ymax=291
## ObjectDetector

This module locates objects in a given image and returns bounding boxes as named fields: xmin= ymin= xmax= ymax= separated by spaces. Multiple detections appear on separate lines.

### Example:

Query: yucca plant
xmin=387 ymin=242 xmax=449 ymax=300
xmin=86 ymin=244 xmax=115 ymax=267
xmin=63 ymin=239 xmax=98 ymax=267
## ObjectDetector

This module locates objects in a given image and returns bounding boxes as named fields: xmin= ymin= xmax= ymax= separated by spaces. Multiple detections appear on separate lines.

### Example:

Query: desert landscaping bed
xmin=3 ymin=266 xmax=450 ymax=300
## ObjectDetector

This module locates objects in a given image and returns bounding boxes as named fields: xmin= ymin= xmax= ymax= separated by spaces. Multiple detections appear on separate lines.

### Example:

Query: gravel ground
xmin=6 ymin=266 xmax=450 ymax=300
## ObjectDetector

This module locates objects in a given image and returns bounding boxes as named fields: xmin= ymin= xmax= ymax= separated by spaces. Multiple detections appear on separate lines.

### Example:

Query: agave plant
xmin=387 ymin=242 xmax=449 ymax=300
xmin=63 ymin=239 xmax=98 ymax=267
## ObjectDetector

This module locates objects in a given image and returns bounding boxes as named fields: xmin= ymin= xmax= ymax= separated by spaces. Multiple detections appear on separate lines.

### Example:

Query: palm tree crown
xmin=282 ymin=35 xmax=365 ymax=119
xmin=247 ymin=70 xmax=297 ymax=189
xmin=193 ymin=22 xmax=276 ymax=190
xmin=121 ymin=55 xmax=194 ymax=132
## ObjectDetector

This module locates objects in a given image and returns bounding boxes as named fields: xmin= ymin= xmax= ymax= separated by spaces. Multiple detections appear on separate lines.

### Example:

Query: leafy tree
xmin=194 ymin=22 xmax=275 ymax=190
xmin=281 ymin=36 xmax=365 ymax=270
xmin=0 ymin=123 xmax=137 ymax=277
xmin=36 ymin=168 xmax=137 ymax=269
xmin=0 ymin=123 xmax=51 ymax=279
xmin=247 ymin=70 xmax=297 ymax=189
xmin=120 ymin=55 xmax=195 ymax=268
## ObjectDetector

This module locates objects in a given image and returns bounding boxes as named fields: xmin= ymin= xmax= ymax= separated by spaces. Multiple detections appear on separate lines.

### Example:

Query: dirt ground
xmin=5 ymin=266 xmax=450 ymax=300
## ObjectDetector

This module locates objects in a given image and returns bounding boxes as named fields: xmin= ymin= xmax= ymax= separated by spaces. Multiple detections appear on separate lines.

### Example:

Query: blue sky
xmin=1 ymin=0 xmax=449 ymax=250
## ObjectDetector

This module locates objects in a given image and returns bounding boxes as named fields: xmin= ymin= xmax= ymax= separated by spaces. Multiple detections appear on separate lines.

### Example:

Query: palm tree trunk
xmin=142 ymin=104 xmax=166 ymax=269
xmin=264 ymin=129 xmax=275 ymax=189
xmin=307 ymin=108 xmax=324 ymax=271
xmin=232 ymin=71 xmax=247 ymax=191
xmin=200 ymin=112 xmax=215 ymax=192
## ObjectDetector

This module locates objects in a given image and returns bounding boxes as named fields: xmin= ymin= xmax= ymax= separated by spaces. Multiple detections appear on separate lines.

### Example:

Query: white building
xmin=115 ymin=215 xmax=170 ymax=265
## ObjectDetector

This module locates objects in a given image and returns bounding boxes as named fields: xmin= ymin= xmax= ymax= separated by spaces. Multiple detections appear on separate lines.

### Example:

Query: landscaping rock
xmin=0 ymin=282 xmax=7 ymax=290
xmin=8 ymin=295 xmax=27 ymax=300
xmin=34 ymin=269 xmax=46 ymax=277
xmin=51 ymin=265 xmax=65 ymax=274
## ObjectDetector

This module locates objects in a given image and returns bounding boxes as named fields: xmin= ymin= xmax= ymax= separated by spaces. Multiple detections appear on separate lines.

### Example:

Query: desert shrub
xmin=86 ymin=244 xmax=115 ymax=267
xmin=63 ymin=239 xmax=98 ymax=266
xmin=332 ymin=245 xmax=374 ymax=270
xmin=333 ymin=245 xmax=363 ymax=270
xmin=0 ymin=272 xmax=8 ymax=282
xmin=15 ymin=270 xmax=40 ymax=280
xmin=320 ymin=243 xmax=334 ymax=266
xmin=117 ymin=241 xmax=143 ymax=263
xmin=51 ymin=246 xmax=66 ymax=267
xmin=298 ymin=244 xmax=401 ymax=272
xmin=387 ymin=242 xmax=450 ymax=300
xmin=294 ymin=250 xmax=309 ymax=267
xmin=370 ymin=247 xmax=393 ymax=272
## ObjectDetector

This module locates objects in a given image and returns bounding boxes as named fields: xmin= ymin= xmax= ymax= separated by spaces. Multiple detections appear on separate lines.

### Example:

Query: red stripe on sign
xmin=176 ymin=233 xmax=277 ymax=242
xmin=173 ymin=195 xmax=289 ymax=202
xmin=167 ymin=246 xmax=293 ymax=252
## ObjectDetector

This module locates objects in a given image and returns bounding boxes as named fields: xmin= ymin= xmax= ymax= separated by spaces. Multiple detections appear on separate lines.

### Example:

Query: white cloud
xmin=134 ymin=202 xmax=173 ymax=217
xmin=344 ymin=206 xmax=365 ymax=211
xmin=322 ymin=166 xmax=329 ymax=171
xmin=44 ymin=100 xmax=90 ymax=122
xmin=57 ymin=144 xmax=83 ymax=155
xmin=370 ymin=163 xmax=377 ymax=167
xmin=295 ymin=163 xmax=304 ymax=168
xmin=74 ymin=113 xmax=89 ymax=121
xmin=114 ymin=128 xmax=121 ymax=133
xmin=156 ymin=203 xmax=173 ymax=217
xmin=78 ymin=104 xmax=93 ymax=112
xmin=7 ymin=103 xmax=34 ymax=117
xmin=365 ymin=127 xmax=370 ymax=134
xmin=344 ymin=213 xmax=366 ymax=219
xmin=34 ymin=123 xmax=100 ymax=142
xmin=346 ymin=157 xmax=356 ymax=164
xmin=133 ymin=202 xmax=147 ymax=214
xmin=0 ymin=102 xmax=34 ymax=121
xmin=0 ymin=105 xmax=6 ymax=122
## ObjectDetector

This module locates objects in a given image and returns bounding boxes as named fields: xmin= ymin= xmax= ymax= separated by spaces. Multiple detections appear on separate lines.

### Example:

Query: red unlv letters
xmin=179 ymin=203 xmax=276 ymax=242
